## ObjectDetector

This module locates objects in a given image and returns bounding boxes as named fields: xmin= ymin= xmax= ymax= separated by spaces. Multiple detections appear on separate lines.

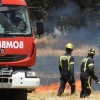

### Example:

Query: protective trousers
xmin=57 ymin=76 xmax=75 ymax=96
xmin=80 ymin=73 xmax=91 ymax=98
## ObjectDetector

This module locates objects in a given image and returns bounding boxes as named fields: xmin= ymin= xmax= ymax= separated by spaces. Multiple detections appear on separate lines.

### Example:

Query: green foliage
xmin=25 ymin=0 xmax=68 ymax=19
xmin=25 ymin=0 xmax=100 ymax=33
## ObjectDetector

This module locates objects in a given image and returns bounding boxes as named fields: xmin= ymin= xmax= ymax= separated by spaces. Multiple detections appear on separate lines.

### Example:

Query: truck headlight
xmin=25 ymin=71 xmax=37 ymax=78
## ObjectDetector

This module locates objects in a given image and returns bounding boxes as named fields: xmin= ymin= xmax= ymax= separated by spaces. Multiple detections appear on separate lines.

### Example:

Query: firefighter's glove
xmin=97 ymin=81 xmax=100 ymax=84
xmin=95 ymin=79 xmax=99 ymax=84
xmin=92 ymin=75 xmax=99 ymax=82
xmin=95 ymin=78 xmax=100 ymax=84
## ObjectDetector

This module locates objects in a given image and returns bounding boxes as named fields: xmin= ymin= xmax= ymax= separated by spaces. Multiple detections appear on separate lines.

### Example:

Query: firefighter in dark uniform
xmin=80 ymin=48 xmax=99 ymax=98
xmin=57 ymin=43 xmax=75 ymax=96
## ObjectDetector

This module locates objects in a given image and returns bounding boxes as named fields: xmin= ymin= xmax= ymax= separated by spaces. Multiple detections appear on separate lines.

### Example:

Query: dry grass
xmin=27 ymin=91 xmax=100 ymax=100
xmin=36 ymin=35 xmax=99 ymax=56
xmin=27 ymin=35 xmax=100 ymax=100
xmin=30 ymin=72 xmax=100 ymax=100
xmin=36 ymin=46 xmax=99 ymax=56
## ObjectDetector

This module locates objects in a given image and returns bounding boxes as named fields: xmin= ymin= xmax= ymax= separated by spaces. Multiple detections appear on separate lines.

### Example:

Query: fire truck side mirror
xmin=36 ymin=21 xmax=44 ymax=36
xmin=35 ymin=10 xmax=43 ymax=19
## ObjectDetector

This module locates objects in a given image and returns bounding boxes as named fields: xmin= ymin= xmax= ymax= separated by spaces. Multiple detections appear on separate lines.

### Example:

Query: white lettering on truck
xmin=0 ymin=41 xmax=24 ymax=49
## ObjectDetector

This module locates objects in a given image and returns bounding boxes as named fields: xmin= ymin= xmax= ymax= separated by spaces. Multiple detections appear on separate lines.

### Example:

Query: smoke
xmin=32 ymin=1 xmax=100 ymax=91
xmin=44 ymin=1 xmax=100 ymax=48
xmin=44 ymin=1 xmax=81 ymax=32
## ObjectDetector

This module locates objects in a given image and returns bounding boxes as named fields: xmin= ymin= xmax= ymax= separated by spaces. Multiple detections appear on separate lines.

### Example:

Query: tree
xmin=25 ymin=0 xmax=100 ymax=34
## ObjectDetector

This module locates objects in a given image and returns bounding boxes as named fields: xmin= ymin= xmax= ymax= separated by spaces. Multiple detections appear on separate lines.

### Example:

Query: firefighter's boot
xmin=57 ymin=90 xmax=63 ymax=96
xmin=71 ymin=84 xmax=75 ymax=95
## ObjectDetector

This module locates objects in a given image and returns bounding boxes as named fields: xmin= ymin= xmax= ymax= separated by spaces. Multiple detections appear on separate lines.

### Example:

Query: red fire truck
xmin=0 ymin=0 xmax=43 ymax=99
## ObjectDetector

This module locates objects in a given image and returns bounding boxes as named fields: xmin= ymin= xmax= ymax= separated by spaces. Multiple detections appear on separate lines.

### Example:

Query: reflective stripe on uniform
xmin=86 ymin=86 xmax=90 ymax=89
xmin=88 ymin=63 xmax=94 ymax=67
xmin=60 ymin=56 xmax=71 ymax=70
xmin=68 ymin=56 xmax=71 ymax=70
xmin=81 ymin=58 xmax=89 ymax=72
xmin=70 ymin=62 xmax=74 ymax=64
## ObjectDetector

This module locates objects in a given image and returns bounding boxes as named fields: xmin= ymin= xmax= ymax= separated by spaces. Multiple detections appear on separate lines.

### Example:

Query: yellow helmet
xmin=88 ymin=48 xmax=95 ymax=55
xmin=65 ymin=43 xmax=73 ymax=50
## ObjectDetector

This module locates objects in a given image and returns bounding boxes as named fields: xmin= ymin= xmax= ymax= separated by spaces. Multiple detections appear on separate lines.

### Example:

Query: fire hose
xmin=88 ymin=76 xmax=100 ymax=97
xmin=88 ymin=76 xmax=95 ymax=94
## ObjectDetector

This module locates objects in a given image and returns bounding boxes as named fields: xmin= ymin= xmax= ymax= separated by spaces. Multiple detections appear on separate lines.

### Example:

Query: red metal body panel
xmin=0 ymin=0 xmax=37 ymax=68
xmin=2 ymin=0 xmax=27 ymax=6
xmin=0 ymin=37 xmax=36 ymax=67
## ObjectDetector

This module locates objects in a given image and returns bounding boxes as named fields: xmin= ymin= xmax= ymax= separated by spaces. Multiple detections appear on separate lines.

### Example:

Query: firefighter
xmin=13 ymin=16 xmax=22 ymax=28
xmin=80 ymin=48 xmax=99 ymax=98
xmin=13 ymin=16 xmax=27 ymax=31
xmin=57 ymin=43 xmax=75 ymax=96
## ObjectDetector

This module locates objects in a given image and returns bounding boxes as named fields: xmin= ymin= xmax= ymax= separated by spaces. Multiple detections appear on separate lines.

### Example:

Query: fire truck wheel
xmin=0 ymin=89 xmax=7 ymax=100
xmin=0 ymin=89 xmax=27 ymax=100
xmin=14 ymin=89 xmax=27 ymax=100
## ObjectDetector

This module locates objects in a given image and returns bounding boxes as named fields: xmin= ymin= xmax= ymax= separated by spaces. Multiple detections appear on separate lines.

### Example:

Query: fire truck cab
xmin=0 ymin=0 xmax=43 ymax=99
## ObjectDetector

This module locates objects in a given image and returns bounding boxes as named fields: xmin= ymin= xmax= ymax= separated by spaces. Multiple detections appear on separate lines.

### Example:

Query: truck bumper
xmin=0 ymin=72 xmax=40 ymax=89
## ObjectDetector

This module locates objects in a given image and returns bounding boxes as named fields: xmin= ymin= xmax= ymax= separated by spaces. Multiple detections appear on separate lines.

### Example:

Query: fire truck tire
xmin=13 ymin=89 xmax=27 ymax=100
xmin=0 ymin=89 xmax=17 ymax=100
xmin=0 ymin=89 xmax=8 ymax=100
xmin=0 ymin=89 xmax=27 ymax=100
